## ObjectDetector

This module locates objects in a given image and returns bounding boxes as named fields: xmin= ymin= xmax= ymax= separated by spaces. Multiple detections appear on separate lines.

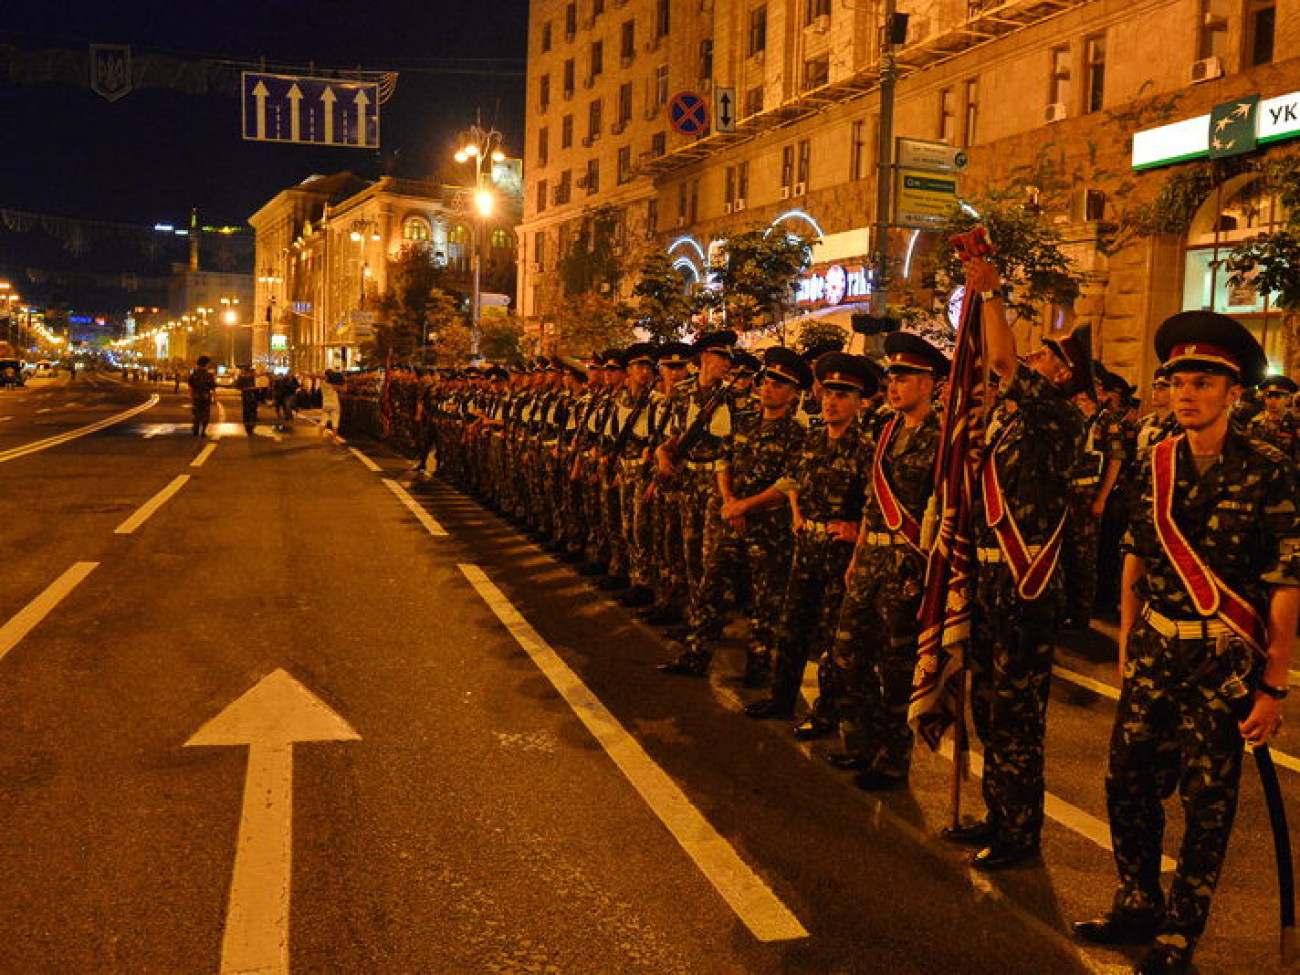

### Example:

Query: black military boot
xmin=1073 ymin=909 xmax=1161 ymax=946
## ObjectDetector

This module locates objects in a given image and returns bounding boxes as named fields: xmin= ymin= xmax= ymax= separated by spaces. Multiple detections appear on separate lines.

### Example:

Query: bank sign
xmin=1132 ymin=89 xmax=1300 ymax=170
xmin=795 ymin=264 xmax=872 ymax=306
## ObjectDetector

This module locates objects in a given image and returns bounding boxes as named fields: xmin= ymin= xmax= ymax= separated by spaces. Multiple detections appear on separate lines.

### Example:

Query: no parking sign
xmin=669 ymin=91 xmax=709 ymax=136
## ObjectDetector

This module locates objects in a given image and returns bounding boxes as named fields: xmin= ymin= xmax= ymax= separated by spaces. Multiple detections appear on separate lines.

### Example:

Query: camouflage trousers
xmin=689 ymin=510 xmax=794 ymax=665
xmin=618 ymin=462 xmax=654 ymax=588
xmin=680 ymin=468 xmax=723 ymax=628
xmin=826 ymin=544 xmax=925 ymax=775
xmin=601 ymin=476 xmax=627 ymax=578
xmin=1105 ymin=618 xmax=1250 ymax=956
xmin=650 ymin=486 xmax=687 ymax=612
xmin=971 ymin=565 xmax=1062 ymax=848
xmin=770 ymin=530 xmax=854 ymax=714
xmin=1061 ymin=486 xmax=1100 ymax=622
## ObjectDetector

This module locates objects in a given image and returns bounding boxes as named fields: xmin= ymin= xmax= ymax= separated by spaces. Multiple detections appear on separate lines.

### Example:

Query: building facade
xmin=519 ymin=0 xmax=1300 ymax=380
xmin=249 ymin=171 xmax=522 ymax=372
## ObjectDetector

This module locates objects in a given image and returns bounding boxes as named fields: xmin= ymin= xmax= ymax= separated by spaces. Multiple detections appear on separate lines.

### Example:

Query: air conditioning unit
xmin=676 ymin=214 xmax=687 ymax=227
xmin=1045 ymin=102 xmax=1067 ymax=123
xmin=620 ymin=54 xmax=634 ymax=67
xmin=792 ymin=181 xmax=806 ymax=196
xmin=779 ymin=185 xmax=791 ymax=200
xmin=645 ymin=106 xmax=660 ymax=120
xmin=1190 ymin=56 xmax=1223 ymax=83
xmin=808 ymin=13 xmax=830 ymax=33
xmin=722 ymin=201 xmax=733 ymax=214
xmin=734 ymin=197 xmax=746 ymax=211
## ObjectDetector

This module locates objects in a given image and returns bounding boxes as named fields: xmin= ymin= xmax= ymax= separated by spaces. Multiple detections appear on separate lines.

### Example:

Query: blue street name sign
xmin=241 ymin=72 xmax=380 ymax=148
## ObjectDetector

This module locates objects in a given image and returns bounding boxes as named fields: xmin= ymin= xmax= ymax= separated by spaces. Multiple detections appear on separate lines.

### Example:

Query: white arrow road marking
xmin=114 ymin=474 xmax=191 ymax=534
xmin=384 ymin=478 xmax=448 ymax=536
xmin=0 ymin=562 xmax=98 ymax=664
xmin=0 ymin=395 xmax=158 ymax=464
xmin=186 ymin=670 xmax=360 ymax=975
xmin=460 ymin=564 xmax=808 ymax=942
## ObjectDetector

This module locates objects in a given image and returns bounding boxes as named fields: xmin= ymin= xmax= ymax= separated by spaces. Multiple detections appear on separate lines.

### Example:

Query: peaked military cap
xmin=1043 ymin=324 xmax=1095 ymax=397
xmin=1156 ymin=311 xmax=1268 ymax=386
xmin=763 ymin=346 xmax=814 ymax=389
xmin=693 ymin=329 xmax=738 ymax=360
xmin=655 ymin=341 xmax=693 ymax=367
xmin=815 ymin=351 xmax=880 ymax=395
xmin=600 ymin=348 xmax=626 ymax=370
xmin=802 ymin=337 xmax=846 ymax=363
xmin=1259 ymin=374 xmax=1297 ymax=395
xmin=485 ymin=365 xmax=509 ymax=381
xmin=733 ymin=351 xmax=762 ymax=376
xmin=882 ymin=331 xmax=950 ymax=378
xmin=621 ymin=342 xmax=659 ymax=368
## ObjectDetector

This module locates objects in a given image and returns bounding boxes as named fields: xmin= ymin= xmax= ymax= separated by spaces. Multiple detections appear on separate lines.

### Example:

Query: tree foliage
xmin=793 ymin=319 xmax=848 ymax=356
xmin=932 ymin=200 xmax=1081 ymax=322
xmin=1226 ymin=232 xmax=1300 ymax=311
xmin=703 ymin=226 xmax=817 ymax=334
xmin=551 ymin=292 xmax=636 ymax=356
xmin=371 ymin=243 xmax=461 ymax=363
xmin=559 ymin=205 xmax=625 ymax=296
xmin=480 ymin=316 xmax=527 ymax=363
xmin=630 ymin=251 xmax=693 ymax=342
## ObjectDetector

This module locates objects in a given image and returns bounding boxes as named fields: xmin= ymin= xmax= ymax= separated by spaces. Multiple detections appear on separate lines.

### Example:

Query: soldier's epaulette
xmin=1243 ymin=435 xmax=1292 ymax=467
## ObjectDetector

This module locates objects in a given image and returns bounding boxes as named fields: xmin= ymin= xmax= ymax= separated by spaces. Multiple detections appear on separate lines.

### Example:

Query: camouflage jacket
xmin=974 ymin=363 xmax=1084 ymax=548
xmin=1124 ymin=431 xmax=1300 ymax=620
xmin=861 ymin=410 xmax=940 ymax=533
xmin=722 ymin=411 xmax=807 ymax=500
xmin=1068 ymin=405 xmax=1126 ymax=484
xmin=775 ymin=416 xmax=872 ymax=524
xmin=1248 ymin=410 xmax=1299 ymax=461
xmin=668 ymin=375 xmax=735 ymax=464
xmin=1134 ymin=410 xmax=1180 ymax=465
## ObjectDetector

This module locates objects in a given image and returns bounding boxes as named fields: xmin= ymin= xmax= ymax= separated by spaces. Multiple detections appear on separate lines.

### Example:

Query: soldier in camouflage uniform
xmin=609 ymin=344 xmax=660 ymax=606
xmin=1075 ymin=311 xmax=1299 ymax=975
xmin=744 ymin=352 xmax=877 ymax=735
xmin=640 ymin=342 xmax=693 ymax=627
xmin=593 ymin=350 xmax=629 ymax=587
xmin=1134 ymin=369 xmax=1179 ymax=465
xmin=942 ymin=258 xmax=1085 ymax=871
xmin=659 ymin=347 xmax=811 ymax=682
xmin=824 ymin=333 xmax=947 ymax=790
xmin=1248 ymin=374 xmax=1298 ymax=461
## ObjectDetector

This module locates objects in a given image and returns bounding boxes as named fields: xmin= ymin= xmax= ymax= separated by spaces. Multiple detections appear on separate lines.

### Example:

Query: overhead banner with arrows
xmin=241 ymin=71 xmax=380 ymax=148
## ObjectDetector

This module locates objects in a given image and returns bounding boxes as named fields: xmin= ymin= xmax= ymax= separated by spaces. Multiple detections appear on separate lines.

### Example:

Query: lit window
xmin=402 ymin=217 xmax=430 ymax=241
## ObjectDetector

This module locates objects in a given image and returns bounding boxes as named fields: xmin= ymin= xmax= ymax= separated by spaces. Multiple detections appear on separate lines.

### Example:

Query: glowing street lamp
xmin=454 ymin=123 xmax=506 ymax=354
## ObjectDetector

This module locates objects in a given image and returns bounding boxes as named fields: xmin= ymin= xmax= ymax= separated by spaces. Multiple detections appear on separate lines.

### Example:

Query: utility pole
xmin=870 ymin=0 xmax=901 ymax=321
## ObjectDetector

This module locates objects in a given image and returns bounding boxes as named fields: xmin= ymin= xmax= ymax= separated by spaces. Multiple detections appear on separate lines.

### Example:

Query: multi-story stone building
xmin=520 ymin=0 xmax=1299 ymax=381
xmin=250 ymin=167 xmax=522 ymax=372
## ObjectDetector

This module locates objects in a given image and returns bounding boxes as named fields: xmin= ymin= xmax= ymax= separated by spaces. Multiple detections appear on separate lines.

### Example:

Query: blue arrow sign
xmin=669 ymin=91 xmax=709 ymax=136
xmin=241 ymin=72 xmax=380 ymax=148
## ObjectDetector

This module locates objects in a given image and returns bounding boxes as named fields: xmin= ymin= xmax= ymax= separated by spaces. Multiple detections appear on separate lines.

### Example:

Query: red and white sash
xmin=872 ymin=414 xmax=923 ymax=553
xmin=980 ymin=426 xmax=1069 ymax=601
xmin=1150 ymin=435 xmax=1268 ymax=655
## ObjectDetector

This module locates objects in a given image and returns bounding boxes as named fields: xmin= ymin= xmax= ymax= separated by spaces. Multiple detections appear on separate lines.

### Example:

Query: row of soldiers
xmin=410 ymin=253 xmax=1297 ymax=974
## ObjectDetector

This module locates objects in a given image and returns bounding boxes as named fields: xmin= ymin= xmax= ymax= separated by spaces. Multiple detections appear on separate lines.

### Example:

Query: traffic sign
xmin=241 ymin=72 xmax=380 ymax=148
xmin=669 ymin=91 xmax=709 ymax=136
xmin=896 ymin=138 xmax=968 ymax=173
xmin=714 ymin=87 xmax=737 ymax=133
xmin=894 ymin=169 xmax=960 ymax=228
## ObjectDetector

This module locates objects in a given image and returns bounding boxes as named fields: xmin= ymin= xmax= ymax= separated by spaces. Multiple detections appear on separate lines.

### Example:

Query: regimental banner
xmin=241 ymin=72 xmax=380 ymax=148
xmin=1132 ymin=88 xmax=1300 ymax=170
xmin=89 ymin=44 xmax=132 ymax=102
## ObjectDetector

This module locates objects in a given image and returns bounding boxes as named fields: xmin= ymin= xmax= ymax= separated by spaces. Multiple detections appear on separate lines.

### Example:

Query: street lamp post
xmin=454 ymin=124 xmax=506 ymax=357
xmin=220 ymin=296 xmax=240 ymax=368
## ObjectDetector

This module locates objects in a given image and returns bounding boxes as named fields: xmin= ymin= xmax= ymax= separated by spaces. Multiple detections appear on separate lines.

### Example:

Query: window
xmin=561 ymin=114 xmax=574 ymax=148
xmin=563 ymin=59 xmax=575 ymax=99
xmin=744 ymin=85 xmax=763 ymax=116
xmin=402 ymin=216 xmax=430 ymax=241
xmin=592 ymin=0 xmax=605 ymax=19
xmin=796 ymin=139 xmax=810 ymax=185
xmin=689 ymin=179 xmax=699 ymax=223
xmin=725 ymin=166 xmax=736 ymax=207
xmin=1247 ymin=0 xmax=1275 ymax=65
xmin=557 ymin=170 xmax=572 ymax=205
xmin=699 ymin=38 xmax=713 ymax=80
xmin=647 ymin=198 xmax=659 ymax=234
xmin=534 ymin=231 xmax=546 ymax=265
xmin=781 ymin=145 xmax=794 ymax=191
xmin=737 ymin=161 xmax=749 ymax=203
xmin=1198 ymin=0 xmax=1230 ymax=60
xmin=804 ymin=54 xmax=830 ymax=90
xmin=962 ymin=79 xmax=979 ymax=145
xmin=1082 ymin=37 xmax=1104 ymax=113
xmin=586 ymin=158 xmax=600 ymax=194
xmin=621 ymin=19 xmax=636 ymax=62
xmin=491 ymin=229 xmax=513 ymax=250
xmin=655 ymin=0 xmax=670 ymax=37
xmin=651 ymin=131 xmax=666 ymax=157
xmin=542 ymin=21 xmax=553 ymax=52
xmin=538 ymin=127 xmax=550 ymax=167
xmin=938 ymin=87 xmax=955 ymax=142
xmin=677 ymin=182 xmax=688 ymax=223
xmin=618 ymin=83 xmax=633 ymax=124
xmin=748 ymin=6 xmax=767 ymax=56
xmin=565 ymin=2 xmax=577 ymax=38
xmin=1048 ymin=46 xmax=1071 ymax=110
xmin=655 ymin=64 xmax=670 ymax=107
xmin=539 ymin=74 xmax=551 ymax=111
xmin=805 ymin=0 xmax=830 ymax=24
xmin=537 ymin=181 xmax=548 ymax=213
xmin=850 ymin=120 xmax=867 ymax=180
xmin=588 ymin=98 xmax=603 ymax=139
xmin=590 ymin=40 xmax=604 ymax=79
xmin=618 ymin=145 xmax=633 ymax=183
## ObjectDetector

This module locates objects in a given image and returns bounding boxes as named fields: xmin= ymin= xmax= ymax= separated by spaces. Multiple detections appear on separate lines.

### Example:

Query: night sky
xmin=0 ymin=0 xmax=528 ymax=306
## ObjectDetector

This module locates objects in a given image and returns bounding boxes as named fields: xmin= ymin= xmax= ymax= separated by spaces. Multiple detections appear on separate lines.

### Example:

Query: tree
xmin=480 ymin=315 xmax=526 ymax=363
xmin=931 ymin=200 xmax=1081 ymax=323
xmin=630 ymin=251 xmax=693 ymax=342
xmin=1225 ymin=156 xmax=1300 ymax=313
xmin=559 ymin=205 xmax=625 ymax=296
xmin=371 ymin=243 xmax=461 ymax=364
xmin=794 ymin=319 xmax=848 ymax=356
xmin=551 ymin=292 xmax=635 ymax=356
xmin=432 ymin=322 xmax=474 ymax=365
xmin=703 ymin=226 xmax=817 ymax=337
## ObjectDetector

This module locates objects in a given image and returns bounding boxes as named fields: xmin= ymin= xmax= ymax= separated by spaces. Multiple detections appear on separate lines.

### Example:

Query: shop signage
xmin=895 ymin=170 xmax=960 ymax=228
xmin=795 ymin=264 xmax=872 ymax=306
xmin=897 ymin=138 xmax=968 ymax=173
xmin=1132 ymin=89 xmax=1300 ymax=170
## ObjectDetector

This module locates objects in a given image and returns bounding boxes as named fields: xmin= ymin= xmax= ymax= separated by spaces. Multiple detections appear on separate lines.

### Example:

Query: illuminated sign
xmin=1132 ymin=88 xmax=1300 ymax=170
xmin=895 ymin=170 xmax=960 ymax=228
xmin=796 ymin=264 xmax=872 ymax=306
xmin=269 ymin=334 xmax=288 ymax=351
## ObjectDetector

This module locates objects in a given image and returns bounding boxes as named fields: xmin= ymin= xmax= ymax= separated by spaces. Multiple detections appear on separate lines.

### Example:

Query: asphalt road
xmin=0 ymin=373 xmax=1290 ymax=974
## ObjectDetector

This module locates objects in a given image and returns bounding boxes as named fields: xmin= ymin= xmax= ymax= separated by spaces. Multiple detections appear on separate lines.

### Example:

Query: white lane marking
xmin=383 ymin=479 xmax=448 ymax=537
xmin=186 ymin=669 xmax=359 ymax=975
xmin=192 ymin=442 xmax=219 ymax=468
xmin=0 ymin=562 xmax=99 ymax=663
xmin=0 ymin=395 xmax=159 ymax=464
xmin=35 ymin=407 xmax=53 ymax=414
xmin=0 ymin=416 xmax=12 ymax=422
xmin=114 ymin=474 xmax=191 ymax=534
xmin=349 ymin=447 xmax=382 ymax=472
xmin=460 ymin=563 xmax=808 ymax=943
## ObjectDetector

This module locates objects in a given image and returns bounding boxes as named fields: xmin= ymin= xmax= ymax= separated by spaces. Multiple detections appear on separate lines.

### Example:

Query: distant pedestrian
xmin=319 ymin=370 xmax=342 ymax=441
xmin=234 ymin=365 xmax=258 ymax=435
xmin=186 ymin=356 xmax=217 ymax=437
